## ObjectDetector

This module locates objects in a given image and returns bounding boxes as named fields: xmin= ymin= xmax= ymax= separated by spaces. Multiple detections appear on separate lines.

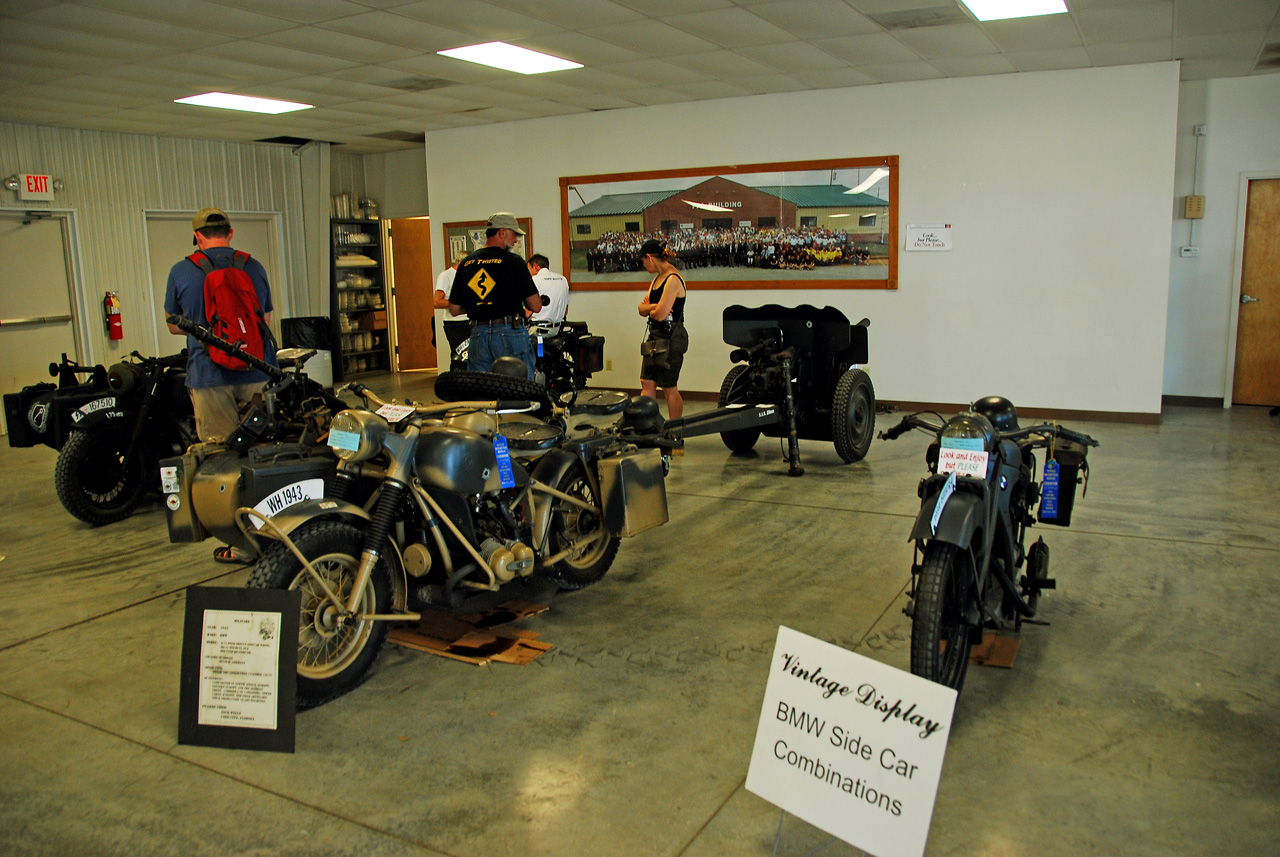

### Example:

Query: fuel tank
xmin=414 ymin=425 xmax=527 ymax=495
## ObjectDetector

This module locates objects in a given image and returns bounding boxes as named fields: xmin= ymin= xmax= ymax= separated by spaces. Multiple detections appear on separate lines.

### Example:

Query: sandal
xmin=213 ymin=545 xmax=251 ymax=565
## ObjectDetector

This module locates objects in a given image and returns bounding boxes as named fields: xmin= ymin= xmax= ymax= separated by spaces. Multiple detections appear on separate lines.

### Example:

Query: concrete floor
xmin=1 ymin=375 xmax=1277 ymax=857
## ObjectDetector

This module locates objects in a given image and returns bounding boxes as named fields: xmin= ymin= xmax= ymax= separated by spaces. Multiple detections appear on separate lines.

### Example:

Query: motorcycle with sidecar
xmin=879 ymin=397 xmax=1098 ymax=695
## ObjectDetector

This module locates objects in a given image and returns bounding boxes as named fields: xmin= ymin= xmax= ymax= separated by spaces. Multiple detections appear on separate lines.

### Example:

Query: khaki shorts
xmin=189 ymin=382 xmax=266 ymax=443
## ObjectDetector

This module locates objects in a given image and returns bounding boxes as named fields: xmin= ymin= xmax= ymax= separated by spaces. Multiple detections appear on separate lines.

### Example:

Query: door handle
xmin=1240 ymin=294 xmax=1260 ymax=304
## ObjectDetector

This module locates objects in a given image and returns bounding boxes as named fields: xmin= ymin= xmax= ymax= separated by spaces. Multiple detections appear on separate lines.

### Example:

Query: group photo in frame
xmin=442 ymin=217 xmax=533 ymax=266
xmin=559 ymin=156 xmax=898 ymax=292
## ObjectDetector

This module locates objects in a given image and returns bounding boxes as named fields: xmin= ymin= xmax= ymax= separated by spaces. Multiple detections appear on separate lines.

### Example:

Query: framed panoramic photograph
xmin=559 ymin=156 xmax=897 ymax=292
xmin=442 ymin=217 xmax=533 ymax=265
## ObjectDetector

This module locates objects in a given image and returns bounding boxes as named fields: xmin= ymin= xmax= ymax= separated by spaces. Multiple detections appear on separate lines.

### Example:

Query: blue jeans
xmin=467 ymin=322 xmax=535 ymax=379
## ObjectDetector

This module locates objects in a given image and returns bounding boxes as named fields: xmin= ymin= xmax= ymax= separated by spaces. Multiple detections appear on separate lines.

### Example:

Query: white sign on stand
xmin=746 ymin=626 xmax=957 ymax=857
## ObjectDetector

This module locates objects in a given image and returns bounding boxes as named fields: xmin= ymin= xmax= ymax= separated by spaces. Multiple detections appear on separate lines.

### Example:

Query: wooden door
xmin=1232 ymin=179 xmax=1280 ymax=406
xmin=389 ymin=217 xmax=435 ymax=370
xmin=0 ymin=214 xmax=79 ymax=436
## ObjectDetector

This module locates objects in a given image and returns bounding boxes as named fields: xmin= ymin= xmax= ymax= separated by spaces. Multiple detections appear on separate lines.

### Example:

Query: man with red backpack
xmin=164 ymin=207 xmax=278 ymax=444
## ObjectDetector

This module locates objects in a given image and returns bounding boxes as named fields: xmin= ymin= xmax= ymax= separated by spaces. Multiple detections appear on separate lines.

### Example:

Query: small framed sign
xmin=178 ymin=586 xmax=300 ymax=753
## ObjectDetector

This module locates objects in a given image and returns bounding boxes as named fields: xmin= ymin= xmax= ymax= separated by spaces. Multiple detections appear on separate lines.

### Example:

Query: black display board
xmin=178 ymin=586 xmax=299 ymax=753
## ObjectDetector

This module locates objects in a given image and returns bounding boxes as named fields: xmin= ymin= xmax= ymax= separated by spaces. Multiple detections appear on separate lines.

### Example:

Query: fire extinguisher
xmin=103 ymin=291 xmax=123 ymax=341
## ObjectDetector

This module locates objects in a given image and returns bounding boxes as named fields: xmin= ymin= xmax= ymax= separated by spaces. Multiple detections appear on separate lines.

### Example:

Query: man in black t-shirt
xmin=448 ymin=212 xmax=541 ymax=377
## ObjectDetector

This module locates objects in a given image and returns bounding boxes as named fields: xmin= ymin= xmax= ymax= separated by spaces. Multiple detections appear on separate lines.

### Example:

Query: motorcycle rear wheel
xmin=831 ymin=368 xmax=875 ymax=463
xmin=248 ymin=521 xmax=391 ymax=709
xmin=911 ymin=541 xmax=975 ymax=692
xmin=54 ymin=428 xmax=150 ymax=525
xmin=717 ymin=365 xmax=760 ymax=453
xmin=547 ymin=461 xmax=620 ymax=590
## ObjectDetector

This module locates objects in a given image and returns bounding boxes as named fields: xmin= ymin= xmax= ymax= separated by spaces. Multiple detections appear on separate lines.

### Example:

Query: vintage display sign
xmin=746 ymin=626 xmax=957 ymax=857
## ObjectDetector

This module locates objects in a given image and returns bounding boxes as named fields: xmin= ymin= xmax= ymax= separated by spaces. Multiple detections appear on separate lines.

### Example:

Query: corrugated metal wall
xmin=0 ymin=121 xmax=365 ymax=363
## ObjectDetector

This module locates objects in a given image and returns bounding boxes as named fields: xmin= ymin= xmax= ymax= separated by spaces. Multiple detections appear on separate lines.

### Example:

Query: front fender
xmin=67 ymin=396 xmax=131 ymax=431
xmin=255 ymin=497 xmax=371 ymax=540
xmin=909 ymin=490 xmax=984 ymax=548
xmin=528 ymin=447 xmax=587 ymax=548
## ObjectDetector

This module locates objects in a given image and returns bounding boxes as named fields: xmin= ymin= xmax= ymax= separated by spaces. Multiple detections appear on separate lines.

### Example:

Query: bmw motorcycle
xmin=879 ymin=397 xmax=1098 ymax=694
xmin=453 ymin=319 xmax=605 ymax=406
xmin=244 ymin=370 xmax=672 ymax=709
xmin=4 ymin=350 xmax=197 ymax=525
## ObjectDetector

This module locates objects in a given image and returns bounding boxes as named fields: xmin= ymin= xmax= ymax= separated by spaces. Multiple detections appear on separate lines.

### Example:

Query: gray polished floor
xmin=1 ymin=376 xmax=1276 ymax=857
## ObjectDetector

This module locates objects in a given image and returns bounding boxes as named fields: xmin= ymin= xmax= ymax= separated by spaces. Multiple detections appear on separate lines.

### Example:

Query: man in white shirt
xmin=434 ymin=252 xmax=468 ymax=370
xmin=527 ymin=254 xmax=569 ymax=324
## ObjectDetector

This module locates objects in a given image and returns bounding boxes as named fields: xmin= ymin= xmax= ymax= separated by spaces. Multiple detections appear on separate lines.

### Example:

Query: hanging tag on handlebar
xmin=376 ymin=403 xmax=415 ymax=423
xmin=493 ymin=435 xmax=516 ymax=488
xmin=1039 ymin=460 xmax=1060 ymax=521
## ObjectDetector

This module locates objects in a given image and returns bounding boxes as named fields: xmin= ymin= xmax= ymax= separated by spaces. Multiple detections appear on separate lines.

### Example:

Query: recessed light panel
xmin=961 ymin=0 xmax=1068 ymax=22
xmin=175 ymin=92 xmax=313 ymax=114
xmin=438 ymin=42 xmax=583 ymax=75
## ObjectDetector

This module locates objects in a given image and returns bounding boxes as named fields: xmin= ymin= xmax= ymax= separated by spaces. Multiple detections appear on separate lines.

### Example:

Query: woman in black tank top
xmin=637 ymin=238 xmax=689 ymax=420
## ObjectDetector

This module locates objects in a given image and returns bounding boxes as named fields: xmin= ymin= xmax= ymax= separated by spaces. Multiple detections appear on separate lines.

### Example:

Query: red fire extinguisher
xmin=103 ymin=291 xmax=123 ymax=341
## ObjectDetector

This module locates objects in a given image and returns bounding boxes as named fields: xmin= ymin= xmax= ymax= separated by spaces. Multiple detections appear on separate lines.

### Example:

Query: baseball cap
xmin=487 ymin=212 xmax=525 ymax=235
xmin=192 ymin=207 xmax=231 ymax=230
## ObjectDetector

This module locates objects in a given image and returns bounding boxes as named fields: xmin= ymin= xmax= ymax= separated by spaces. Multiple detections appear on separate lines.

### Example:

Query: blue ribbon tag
xmin=536 ymin=335 xmax=544 ymax=357
xmin=1040 ymin=460 xmax=1060 ymax=520
xmin=493 ymin=435 xmax=515 ymax=488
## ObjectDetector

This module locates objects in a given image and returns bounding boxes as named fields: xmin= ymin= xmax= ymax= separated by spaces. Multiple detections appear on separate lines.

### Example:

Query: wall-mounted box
xmin=1184 ymin=195 xmax=1205 ymax=219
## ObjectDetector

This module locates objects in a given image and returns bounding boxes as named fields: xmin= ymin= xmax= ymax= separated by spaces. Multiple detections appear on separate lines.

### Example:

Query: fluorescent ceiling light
xmin=174 ymin=92 xmax=312 ymax=114
xmin=960 ymin=0 xmax=1068 ymax=21
xmin=438 ymin=42 xmax=583 ymax=75
xmin=846 ymin=168 xmax=889 ymax=194
xmin=683 ymin=199 xmax=732 ymax=212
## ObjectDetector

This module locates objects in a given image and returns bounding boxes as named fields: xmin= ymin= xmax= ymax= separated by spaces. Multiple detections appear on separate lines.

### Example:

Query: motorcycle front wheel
xmin=248 ymin=521 xmax=391 ymax=709
xmin=911 ymin=541 xmax=976 ymax=692
xmin=54 ymin=428 xmax=150 ymax=525
xmin=547 ymin=461 xmax=620 ymax=590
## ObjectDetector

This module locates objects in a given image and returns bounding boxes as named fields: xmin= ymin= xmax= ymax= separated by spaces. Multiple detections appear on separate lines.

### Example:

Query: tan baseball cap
xmin=487 ymin=212 xmax=525 ymax=235
xmin=192 ymin=207 xmax=231 ymax=230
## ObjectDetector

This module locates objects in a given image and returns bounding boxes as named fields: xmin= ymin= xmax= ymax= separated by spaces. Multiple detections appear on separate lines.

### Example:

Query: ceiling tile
xmin=929 ymin=54 xmax=1019 ymax=77
xmin=554 ymin=93 xmax=638 ymax=111
xmin=662 ymin=7 xmax=799 ymax=48
xmin=0 ymin=20 xmax=173 ymax=63
xmin=253 ymin=26 xmax=424 ymax=63
xmin=516 ymin=32 xmax=650 ymax=66
xmin=1004 ymin=46 xmax=1093 ymax=72
xmin=749 ymin=0 xmax=881 ymax=40
xmin=314 ymin=10 xmax=474 ymax=52
xmin=79 ymin=0 xmax=299 ymax=36
xmin=482 ymin=0 xmax=644 ymax=29
xmin=198 ymin=40 xmax=362 ymax=75
xmin=1175 ymin=0 xmax=1280 ymax=37
xmin=665 ymin=49 xmax=780 ymax=78
xmin=381 ymin=53 xmax=510 ymax=85
xmin=812 ymin=32 xmax=921 ymax=66
xmin=147 ymin=54 xmax=299 ymax=88
xmin=596 ymin=57 xmax=704 ymax=86
xmin=894 ymin=23 xmax=1000 ymax=59
xmin=738 ymin=73 xmax=810 ymax=94
xmin=979 ymin=14 xmax=1086 ymax=52
xmin=670 ymin=79 xmax=753 ymax=100
xmin=1087 ymin=39 xmax=1173 ymax=66
xmin=791 ymin=66 xmax=879 ymax=88
xmin=583 ymin=19 xmax=721 ymax=57
xmin=23 ymin=4 xmax=239 ymax=49
xmin=1075 ymin=4 xmax=1173 ymax=44
xmin=613 ymin=0 xmax=733 ymax=13
xmin=859 ymin=61 xmax=946 ymax=84
xmin=268 ymin=74 xmax=411 ymax=101
xmin=204 ymin=0 xmax=371 ymax=24
xmin=391 ymin=0 xmax=562 ymax=42
xmin=624 ymin=86 xmax=696 ymax=106
xmin=1175 ymin=30 xmax=1269 ymax=58
xmin=734 ymin=41 xmax=851 ymax=73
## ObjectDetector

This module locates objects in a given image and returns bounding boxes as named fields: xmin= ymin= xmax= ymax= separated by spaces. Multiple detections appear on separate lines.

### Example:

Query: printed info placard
xmin=746 ymin=626 xmax=957 ymax=857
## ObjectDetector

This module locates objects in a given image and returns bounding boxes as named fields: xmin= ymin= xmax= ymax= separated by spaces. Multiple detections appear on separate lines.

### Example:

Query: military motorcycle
xmin=879 ymin=397 xmax=1098 ymax=694
xmin=4 ymin=350 xmax=197 ymax=525
xmin=454 ymin=319 xmax=605 ymax=405
xmin=244 ymin=370 xmax=672 ymax=708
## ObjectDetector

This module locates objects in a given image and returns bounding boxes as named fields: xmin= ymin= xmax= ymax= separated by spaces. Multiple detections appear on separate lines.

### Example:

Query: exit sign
xmin=19 ymin=174 xmax=55 ymax=201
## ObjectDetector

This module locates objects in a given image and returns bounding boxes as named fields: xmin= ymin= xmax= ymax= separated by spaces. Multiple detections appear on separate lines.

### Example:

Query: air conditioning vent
xmin=373 ymin=76 xmax=455 ymax=92
xmin=867 ymin=6 xmax=971 ymax=30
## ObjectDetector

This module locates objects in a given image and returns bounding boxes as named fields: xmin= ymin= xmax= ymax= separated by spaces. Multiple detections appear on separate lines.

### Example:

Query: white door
xmin=0 ymin=213 xmax=80 ymax=436
xmin=145 ymin=212 xmax=284 ymax=354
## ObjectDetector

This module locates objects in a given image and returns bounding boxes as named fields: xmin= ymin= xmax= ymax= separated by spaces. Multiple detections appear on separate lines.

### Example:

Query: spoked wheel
xmin=547 ymin=461 xmax=619 ymax=590
xmin=717 ymin=365 xmax=760 ymax=454
xmin=54 ymin=428 xmax=151 ymax=525
xmin=831 ymin=368 xmax=875 ymax=463
xmin=911 ymin=541 xmax=976 ymax=692
xmin=248 ymin=521 xmax=391 ymax=709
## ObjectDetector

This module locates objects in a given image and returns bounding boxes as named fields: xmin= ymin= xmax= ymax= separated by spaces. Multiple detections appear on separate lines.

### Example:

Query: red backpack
xmin=188 ymin=250 xmax=268 ymax=371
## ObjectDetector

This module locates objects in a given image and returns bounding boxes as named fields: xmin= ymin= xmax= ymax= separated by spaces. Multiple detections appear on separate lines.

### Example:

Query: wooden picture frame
xmin=442 ymin=217 xmax=533 ymax=265
xmin=559 ymin=156 xmax=897 ymax=292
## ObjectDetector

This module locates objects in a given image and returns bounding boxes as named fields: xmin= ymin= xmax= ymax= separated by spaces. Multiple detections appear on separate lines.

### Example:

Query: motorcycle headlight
xmin=940 ymin=414 xmax=996 ymax=453
xmin=328 ymin=409 xmax=388 ymax=462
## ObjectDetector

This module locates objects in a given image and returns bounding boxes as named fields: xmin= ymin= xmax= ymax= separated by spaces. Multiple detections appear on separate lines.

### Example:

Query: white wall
xmin=425 ymin=63 xmax=1180 ymax=415
xmin=366 ymin=148 xmax=429 ymax=219
xmin=1163 ymin=74 xmax=1280 ymax=401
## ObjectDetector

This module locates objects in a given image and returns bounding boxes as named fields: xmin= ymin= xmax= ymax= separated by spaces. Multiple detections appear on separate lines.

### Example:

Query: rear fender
xmin=910 ymin=490 xmax=984 ymax=549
